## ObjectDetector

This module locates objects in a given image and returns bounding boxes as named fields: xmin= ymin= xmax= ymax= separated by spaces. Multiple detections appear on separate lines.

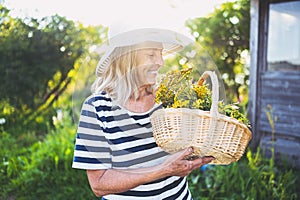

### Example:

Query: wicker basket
xmin=150 ymin=71 xmax=252 ymax=165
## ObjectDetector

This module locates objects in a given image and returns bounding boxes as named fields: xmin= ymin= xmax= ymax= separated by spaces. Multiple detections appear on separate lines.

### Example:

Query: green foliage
xmin=219 ymin=102 xmax=250 ymax=125
xmin=0 ymin=5 xmax=106 ymax=198
xmin=1 ymin=113 xmax=97 ymax=200
xmin=0 ymin=4 xmax=106 ymax=132
xmin=1 ymin=114 xmax=298 ymax=199
xmin=0 ymin=11 xmax=80 ymax=110
xmin=188 ymin=148 xmax=299 ymax=200
xmin=156 ymin=67 xmax=211 ymax=110
xmin=0 ymin=130 xmax=24 ymax=198
xmin=186 ymin=0 xmax=250 ymax=102
xmin=156 ymin=68 xmax=250 ymax=125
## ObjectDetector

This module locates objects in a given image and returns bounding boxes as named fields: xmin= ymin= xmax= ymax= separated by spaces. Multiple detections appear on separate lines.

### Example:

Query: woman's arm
xmin=87 ymin=147 xmax=214 ymax=197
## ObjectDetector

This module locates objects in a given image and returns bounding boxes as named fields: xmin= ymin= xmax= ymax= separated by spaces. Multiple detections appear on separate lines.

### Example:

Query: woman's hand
xmin=159 ymin=147 xmax=214 ymax=177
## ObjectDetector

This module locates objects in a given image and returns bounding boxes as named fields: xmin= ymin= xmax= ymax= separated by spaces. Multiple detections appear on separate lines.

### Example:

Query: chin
xmin=147 ymin=78 xmax=156 ymax=85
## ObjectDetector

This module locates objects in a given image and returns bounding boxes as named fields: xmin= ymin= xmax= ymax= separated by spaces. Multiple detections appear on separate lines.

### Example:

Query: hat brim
xmin=96 ymin=28 xmax=193 ymax=75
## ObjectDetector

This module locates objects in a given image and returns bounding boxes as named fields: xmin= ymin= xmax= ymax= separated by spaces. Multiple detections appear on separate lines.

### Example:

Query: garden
xmin=0 ymin=0 xmax=299 ymax=199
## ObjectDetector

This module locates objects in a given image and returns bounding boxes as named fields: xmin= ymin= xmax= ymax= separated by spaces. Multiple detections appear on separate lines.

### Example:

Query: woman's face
xmin=136 ymin=48 xmax=164 ymax=85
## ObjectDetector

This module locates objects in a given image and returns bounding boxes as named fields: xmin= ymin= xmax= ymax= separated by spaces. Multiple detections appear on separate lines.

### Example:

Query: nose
xmin=155 ymin=54 xmax=164 ymax=66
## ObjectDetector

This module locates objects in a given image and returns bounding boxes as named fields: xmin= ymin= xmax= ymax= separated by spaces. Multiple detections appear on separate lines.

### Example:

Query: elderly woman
xmin=72 ymin=28 xmax=214 ymax=200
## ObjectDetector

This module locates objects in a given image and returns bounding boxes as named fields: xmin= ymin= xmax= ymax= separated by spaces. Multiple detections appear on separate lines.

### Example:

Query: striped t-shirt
xmin=72 ymin=92 xmax=192 ymax=200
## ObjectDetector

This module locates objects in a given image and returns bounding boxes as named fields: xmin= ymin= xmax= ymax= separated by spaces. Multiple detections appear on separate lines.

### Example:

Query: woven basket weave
xmin=150 ymin=71 xmax=252 ymax=165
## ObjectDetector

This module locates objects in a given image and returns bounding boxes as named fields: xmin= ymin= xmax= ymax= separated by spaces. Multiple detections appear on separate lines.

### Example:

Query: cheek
xmin=134 ymin=66 xmax=147 ymax=84
xmin=137 ymin=65 xmax=147 ymax=76
xmin=136 ymin=66 xmax=156 ymax=85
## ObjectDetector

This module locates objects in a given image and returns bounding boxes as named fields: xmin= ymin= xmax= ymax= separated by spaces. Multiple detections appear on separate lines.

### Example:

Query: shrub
xmin=4 ymin=113 xmax=98 ymax=200
xmin=2 ymin=111 xmax=298 ymax=199
xmin=0 ymin=129 xmax=24 ymax=199
xmin=188 ymin=147 xmax=299 ymax=200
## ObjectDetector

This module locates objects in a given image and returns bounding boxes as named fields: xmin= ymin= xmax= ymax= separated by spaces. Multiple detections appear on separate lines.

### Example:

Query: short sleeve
xmin=72 ymin=96 xmax=112 ymax=170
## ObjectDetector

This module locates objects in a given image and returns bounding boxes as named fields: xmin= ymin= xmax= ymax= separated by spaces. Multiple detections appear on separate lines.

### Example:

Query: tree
xmin=185 ymin=0 xmax=250 ymax=103
xmin=0 ymin=4 xmax=106 ymax=131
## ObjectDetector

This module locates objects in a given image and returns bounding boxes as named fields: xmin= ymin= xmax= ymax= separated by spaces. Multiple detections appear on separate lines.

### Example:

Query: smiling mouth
xmin=148 ymin=71 xmax=158 ymax=75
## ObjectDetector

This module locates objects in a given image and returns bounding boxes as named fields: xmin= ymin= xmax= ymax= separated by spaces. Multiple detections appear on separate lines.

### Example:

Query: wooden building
xmin=249 ymin=0 xmax=300 ymax=167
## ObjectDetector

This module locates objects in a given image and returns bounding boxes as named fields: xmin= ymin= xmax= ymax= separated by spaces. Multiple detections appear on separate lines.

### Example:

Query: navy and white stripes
xmin=72 ymin=93 xmax=192 ymax=199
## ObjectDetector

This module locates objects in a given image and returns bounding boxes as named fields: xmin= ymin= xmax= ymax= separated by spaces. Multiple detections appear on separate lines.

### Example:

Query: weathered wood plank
xmin=260 ymin=135 xmax=300 ymax=168
xmin=249 ymin=0 xmax=300 ymax=168
xmin=257 ymin=71 xmax=300 ymax=138
xmin=259 ymin=121 xmax=300 ymax=138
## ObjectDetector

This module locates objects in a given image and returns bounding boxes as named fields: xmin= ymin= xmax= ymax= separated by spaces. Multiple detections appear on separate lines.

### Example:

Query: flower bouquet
xmin=150 ymin=68 xmax=252 ymax=164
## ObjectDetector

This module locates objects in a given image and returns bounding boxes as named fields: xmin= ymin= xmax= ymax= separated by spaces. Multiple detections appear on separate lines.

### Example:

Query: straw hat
xmin=95 ymin=27 xmax=193 ymax=75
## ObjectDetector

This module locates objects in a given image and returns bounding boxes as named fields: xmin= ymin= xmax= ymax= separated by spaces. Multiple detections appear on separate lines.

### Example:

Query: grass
xmin=0 ymin=110 xmax=299 ymax=199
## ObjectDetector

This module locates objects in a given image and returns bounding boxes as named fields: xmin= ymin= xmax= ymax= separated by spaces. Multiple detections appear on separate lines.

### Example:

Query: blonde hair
xmin=91 ymin=46 xmax=153 ymax=106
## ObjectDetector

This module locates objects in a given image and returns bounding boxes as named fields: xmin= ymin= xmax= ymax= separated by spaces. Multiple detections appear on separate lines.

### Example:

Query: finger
xmin=192 ymin=156 xmax=215 ymax=167
xmin=188 ymin=160 xmax=194 ymax=170
xmin=202 ymin=156 xmax=215 ymax=163
xmin=169 ymin=147 xmax=194 ymax=161
xmin=178 ymin=147 xmax=194 ymax=160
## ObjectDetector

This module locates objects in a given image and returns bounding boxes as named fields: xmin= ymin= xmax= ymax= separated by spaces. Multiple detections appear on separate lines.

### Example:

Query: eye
xmin=147 ymin=51 xmax=155 ymax=57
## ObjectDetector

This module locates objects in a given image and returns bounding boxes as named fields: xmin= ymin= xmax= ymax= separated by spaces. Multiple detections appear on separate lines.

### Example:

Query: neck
xmin=125 ymin=86 xmax=156 ymax=113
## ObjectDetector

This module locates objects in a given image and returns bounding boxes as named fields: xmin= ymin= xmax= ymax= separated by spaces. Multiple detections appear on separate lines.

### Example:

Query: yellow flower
xmin=155 ymin=68 xmax=212 ymax=110
xmin=154 ymin=68 xmax=250 ymax=126
xmin=173 ymin=99 xmax=190 ymax=108
xmin=193 ymin=85 xmax=210 ymax=99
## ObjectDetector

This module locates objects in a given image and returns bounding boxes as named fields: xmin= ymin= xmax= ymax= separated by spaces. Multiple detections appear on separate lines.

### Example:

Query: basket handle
xmin=197 ymin=71 xmax=219 ymax=118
